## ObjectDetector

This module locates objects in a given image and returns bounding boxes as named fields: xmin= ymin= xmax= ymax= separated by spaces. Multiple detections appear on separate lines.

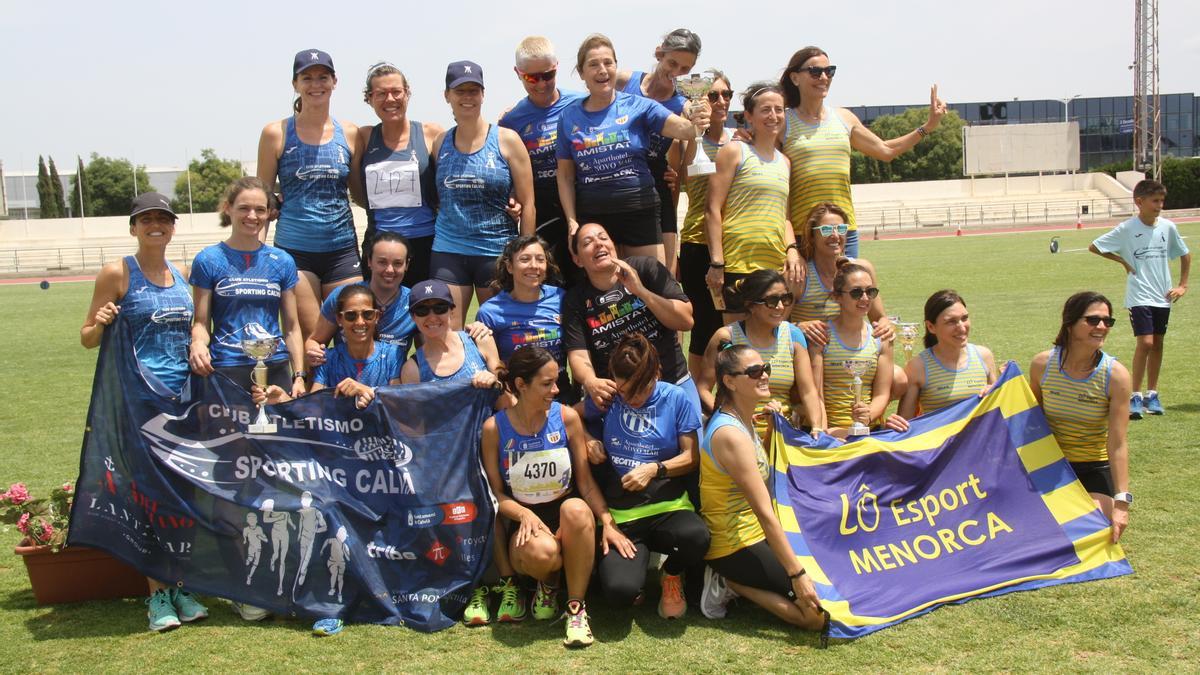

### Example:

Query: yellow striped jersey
xmin=1040 ymin=346 xmax=1115 ymax=462
xmin=789 ymin=259 xmax=840 ymax=323
xmin=917 ymin=344 xmax=990 ymax=413
xmin=729 ymin=320 xmax=808 ymax=437
xmin=680 ymin=136 xmax=724 ymax=246
xmin=821 ymin=319 xmax=881 ymax=428
xmin=721 ymin=143 xmax=790 ymax=274
xmin=701 ymin=411 xmax=768 ymax=559
xmin=783 ymin=106 xmax=856 ymax=232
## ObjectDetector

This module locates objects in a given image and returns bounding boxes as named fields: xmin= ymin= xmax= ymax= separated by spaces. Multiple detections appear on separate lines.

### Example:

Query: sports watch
xmin=1113 ymin=492 xmax=1133 ymax=505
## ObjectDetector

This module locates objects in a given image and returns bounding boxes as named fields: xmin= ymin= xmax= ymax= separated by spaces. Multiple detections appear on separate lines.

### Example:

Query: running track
xmin=3 ymin=218 xmax=1195 ymax=286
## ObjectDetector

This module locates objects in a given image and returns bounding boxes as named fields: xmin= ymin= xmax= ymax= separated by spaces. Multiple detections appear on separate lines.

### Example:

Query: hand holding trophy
xmin=842 ymin=358 xmax=873 ymax=437
xmin=676 ymin=71 xmax=716 ymax=177
xmin=241 ymin=336 xmax=281 ymax=434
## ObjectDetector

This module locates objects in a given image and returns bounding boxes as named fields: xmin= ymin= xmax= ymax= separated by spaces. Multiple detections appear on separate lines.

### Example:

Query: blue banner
xmin=68 ymin=318 xmax=497 ymax=632
xmin=771 ymin=363 xmax=1133 ymax=639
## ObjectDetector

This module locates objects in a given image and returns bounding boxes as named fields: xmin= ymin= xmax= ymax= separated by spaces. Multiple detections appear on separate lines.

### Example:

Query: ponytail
xmin=713 ymin=342 xmax=754 ymax=411
xmin=608 ymin=333 xmax=659 ymax=401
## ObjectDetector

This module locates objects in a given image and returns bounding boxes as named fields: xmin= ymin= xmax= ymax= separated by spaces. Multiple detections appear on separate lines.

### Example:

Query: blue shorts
xmin=277 ymin=243 xmax=362 ymax=285
xmin=431 ymin=251 xmax=496 ymax=288
xmin=1129 ymin=305 xmax=1169 ymax=336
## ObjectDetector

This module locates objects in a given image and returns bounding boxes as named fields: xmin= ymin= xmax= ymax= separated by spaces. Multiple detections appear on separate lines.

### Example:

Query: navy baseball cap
xmin=294 ymin=49 xmax=335 ymax=76
xmin=445 ymin=60 xmax=484 ymax=89
xmin=129 ymin=192 xmax=176 ymax=224
xmin=409 ymin=279 xmax=454 ymax=308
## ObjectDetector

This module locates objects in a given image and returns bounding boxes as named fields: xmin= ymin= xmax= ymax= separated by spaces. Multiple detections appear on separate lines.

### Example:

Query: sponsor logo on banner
xmin=441 ymin=502 xmax=477 ymax=525
xmin=425 ymin=539 xmax=451 ymax=566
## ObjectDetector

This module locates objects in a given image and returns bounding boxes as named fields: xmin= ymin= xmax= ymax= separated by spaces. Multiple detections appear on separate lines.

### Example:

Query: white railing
xmin=0 ymin=244 xmax=196 ymax=275
xmin=857 ymin=196 xmax=1134 ymax=230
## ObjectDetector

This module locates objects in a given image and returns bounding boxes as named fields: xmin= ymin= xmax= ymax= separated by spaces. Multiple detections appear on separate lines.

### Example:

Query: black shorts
xmin=506 ymin=491 xmax=579 ymax=534
xmin=708 ymin=539 xmax=794 ymax=600
xmin=1070 ymin=461 xmax=1114 ymax=497
xmin=431 ymin=251 xmax=496 ymax=288
xmin=721 ymin=271 xmax=752 ymax=313
xmin=679 ymin=243 xmax=721 ymax=357
xmin=215 ymin=360 xmax=294 ymax=391
xmin=276 ymin=243 xmax=363 ymax=285
xmin=1129 ymin=305 xmax=1170 ymax=336
xmin=578 ymin=206 xmax=662 ymax=248
xmin=655 ymin=180 xmax=678 ymax=235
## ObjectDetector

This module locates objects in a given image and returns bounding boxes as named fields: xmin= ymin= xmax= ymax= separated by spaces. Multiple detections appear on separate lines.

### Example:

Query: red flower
xmin=16 ymin=512 xmax=30 ymax=534
xmin=6 ymin=483 xmax=29 ymax=505
xmin=61 ymin=483 xmax=74 ymax=493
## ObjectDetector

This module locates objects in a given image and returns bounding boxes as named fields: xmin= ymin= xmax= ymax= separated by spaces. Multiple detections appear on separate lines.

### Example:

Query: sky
xmin=1 ymin=0 xmax=1197 ymax=173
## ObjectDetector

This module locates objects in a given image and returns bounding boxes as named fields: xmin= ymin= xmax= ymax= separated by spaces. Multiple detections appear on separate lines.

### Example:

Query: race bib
xmin=366 ymin=155 xmax=422 ymax=209
xmin=507 ymin=447 xmax=572 ymax=504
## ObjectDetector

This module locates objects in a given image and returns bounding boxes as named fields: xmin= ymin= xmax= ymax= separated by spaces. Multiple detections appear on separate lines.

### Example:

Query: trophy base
xmin=848 ymin=423 xmax=871 ymax=437
xmin=248 ymin=422 xmax=277 ymax=434
xmin=688 ymin=162 xmax=717 ymax=178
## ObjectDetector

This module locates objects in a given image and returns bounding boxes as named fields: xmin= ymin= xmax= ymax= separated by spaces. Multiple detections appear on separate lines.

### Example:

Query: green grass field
xmin=1 ymin=226 xmax=1197 ymax=672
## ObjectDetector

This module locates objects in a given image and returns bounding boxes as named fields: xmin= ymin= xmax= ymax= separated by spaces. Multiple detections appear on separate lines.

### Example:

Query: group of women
xmin=77 ymin=33 xmax=1131 ymax=647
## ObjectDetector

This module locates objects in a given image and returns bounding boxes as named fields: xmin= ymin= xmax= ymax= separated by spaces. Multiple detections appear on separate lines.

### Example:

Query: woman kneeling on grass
xmin=80 ymin=192 xmax=208 ymax=632
xmin=1030 ymin=291 xmax=1132 ymax=542
xmin=479 ymin=347 xmax=631 ymax=648
xmin=698 ymin=344 xmax=824 ymax=629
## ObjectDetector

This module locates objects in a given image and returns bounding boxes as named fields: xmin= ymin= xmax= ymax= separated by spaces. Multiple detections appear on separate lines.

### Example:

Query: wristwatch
xmin=293 ymin=371 xmax=308 ymax=380
xmin=655 ymin=462 xmax=667 ymax=479
xmin=1113 ymin=492 xmax=1133 ymax=505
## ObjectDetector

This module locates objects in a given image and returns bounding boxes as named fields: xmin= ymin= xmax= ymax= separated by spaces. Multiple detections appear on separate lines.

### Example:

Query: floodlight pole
xmin=1133 ymin=0 xmax=1161 ymax=180
xmin=1060 ymin=95 xmax=1080 ymax=123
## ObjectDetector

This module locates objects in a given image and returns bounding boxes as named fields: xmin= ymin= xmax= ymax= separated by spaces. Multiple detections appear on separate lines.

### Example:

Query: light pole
xmin=1060 ymin=94 xmax=1081 ymax=123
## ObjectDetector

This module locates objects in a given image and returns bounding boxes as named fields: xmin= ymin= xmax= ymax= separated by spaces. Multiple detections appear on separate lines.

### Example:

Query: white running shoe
xmin=700 ymin=566 xmax=738 ymax=619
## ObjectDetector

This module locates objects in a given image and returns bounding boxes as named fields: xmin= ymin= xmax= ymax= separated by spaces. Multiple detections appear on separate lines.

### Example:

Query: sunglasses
xmin=798 ymin=65 xmax=837 ymax=79
xmin=412 ymin=303 xmax=452 ymax=317
xmin=707 ymin=90 xmax=734 ymax=103
xmin=842 ymin=287 xmax=880 ymax=300
xmin=517 ymin=69 xmax=557 ymax=84
xmin=1083 ymin=315 xmax=1116 ymax=328
xmin=813 ymin=223 xmax=849 ymax=237
xmin=751 ymin=293 xmax=795 ymax=309
xmin=339 ymin=309 xmax=379 ymax=322
xmin=736 ymin=363 xmax=772 ymax=379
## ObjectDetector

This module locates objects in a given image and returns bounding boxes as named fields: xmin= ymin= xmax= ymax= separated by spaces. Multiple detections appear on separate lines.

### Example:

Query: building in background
xmin=847 ymin=92 xmax=1197 ymax=171
xmin=1 ymin=168 xmax=182 ymax=219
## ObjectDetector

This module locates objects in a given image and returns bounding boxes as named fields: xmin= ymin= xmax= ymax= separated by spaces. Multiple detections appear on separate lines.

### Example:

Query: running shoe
xmin=312 ymin=618 xmax=343 ymax=636
xmin=462 ymin=585 xmax=491 ymax=626
xmin=700 ymin=566 xmax=738 ymax=619
xmin=231 ymin=602 xmax=271 ymax=621
xmin=532 ymin=581 xmax=558 ymax=621
xmin=1129 ymin=393 xmax=1144 ymax=420
xmin=170 ymin=588 xmax=208 ymax=622
xmin=146 ymin=589 xmax=181 ymax=632
xmin=494 ymin=577 xmax=526 ymax=623
xmin=1145 ymin=391 xmax=1164 ymax=415
xmin=658 ymin=573 xmax=686 ymax=619
xmin=562 ymin=599 xmax=594 ymax=649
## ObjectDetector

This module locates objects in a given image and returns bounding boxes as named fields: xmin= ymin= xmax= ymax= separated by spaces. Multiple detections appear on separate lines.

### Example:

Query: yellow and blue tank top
xmin=917 ymin=344 xmax=990 ymax=414
xmin=701 ymin=411 xmax=769 ymax=559
xmin=1040 ymin=346 xmax=1115 ymax=462
xmin=729 ymin=321 xmax=807 ymax=437
xmin=721 ymin=144 xmax=791 ymax=274
xmin=821 ymin=319 xmax=881 ymax=428
xmin=782 ymin=106 xmax=856 ymax=232
xmin=680 ymin=135 xmax=724 ymax=246
xmin=790 ymin=259 xmax=840 ymax=323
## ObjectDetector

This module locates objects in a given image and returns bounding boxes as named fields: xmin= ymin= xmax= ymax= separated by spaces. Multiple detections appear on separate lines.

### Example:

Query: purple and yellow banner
xmin=771 ymin=362 xmax=1132 ymax=639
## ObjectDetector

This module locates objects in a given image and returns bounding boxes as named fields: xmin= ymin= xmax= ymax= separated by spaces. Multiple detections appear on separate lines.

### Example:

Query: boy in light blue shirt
xmin=1089 ymin=179 xmax=1191 ymax=418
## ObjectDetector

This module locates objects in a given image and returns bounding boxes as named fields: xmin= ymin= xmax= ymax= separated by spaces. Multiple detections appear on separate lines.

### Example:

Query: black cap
xmin=445 ymin=60 xmax=484 ymax=89
xmin=129 ymin=192 xmax=176 ymax=224
xmin=294 ymin=49 xmax=335 ymax=76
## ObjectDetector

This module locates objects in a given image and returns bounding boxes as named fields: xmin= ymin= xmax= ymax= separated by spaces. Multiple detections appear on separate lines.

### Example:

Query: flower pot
xmin=14 ymin=540 xmax=148 ymax=605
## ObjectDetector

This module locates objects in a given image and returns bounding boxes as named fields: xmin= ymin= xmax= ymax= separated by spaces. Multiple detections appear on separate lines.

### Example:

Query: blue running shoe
xmin=170 ymin=588 xmax=208 ymax=622
xmin=1129 ymin=393 xmax=1144 ymax=420
xmin=1145 ymin=392 xmax=1164 ymax=415
xmin=313 ymin=618 xmax=344 ymax=636
xmin=146 ymin=589 xmax=181 ymax=632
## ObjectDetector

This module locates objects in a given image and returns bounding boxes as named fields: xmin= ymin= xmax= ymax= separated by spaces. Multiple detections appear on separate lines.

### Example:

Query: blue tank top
xmin=622 ymin=71 xmax=686 ymax=176
xmin=274 ymin=116 xmax=355 ymax=252
xmin=415 ymin=331 xmax=488 ymax=382
xmin=360 ymin=121 xmax=436 ymax=238
xmin=432 ymin=125 xmax=516 ymax=257
xmin=496 ymin=402 xmax=573 ymax=505
xmin=121 ymin=256 xmax=193 ymax=394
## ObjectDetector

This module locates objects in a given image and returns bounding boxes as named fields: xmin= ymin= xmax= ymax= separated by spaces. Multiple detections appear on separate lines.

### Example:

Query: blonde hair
xmin=516 ymin=36 xmax=557 ymax=67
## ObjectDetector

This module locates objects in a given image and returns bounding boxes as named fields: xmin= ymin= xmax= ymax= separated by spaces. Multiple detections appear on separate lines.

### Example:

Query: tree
xmin=851 ymin=109 xmax=966 ymax=184
xmin=36 ymin=156 xmax=59 ymax=218
xmin=172 ymin=148 xmax=245 ymax=213
xmin=47 ymin=156 xmax=68 ymax=217
xmin=69 ymin=156 xmax=91 ymax=217
xmin=67 ymin=153 xmax=154 ymax=217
